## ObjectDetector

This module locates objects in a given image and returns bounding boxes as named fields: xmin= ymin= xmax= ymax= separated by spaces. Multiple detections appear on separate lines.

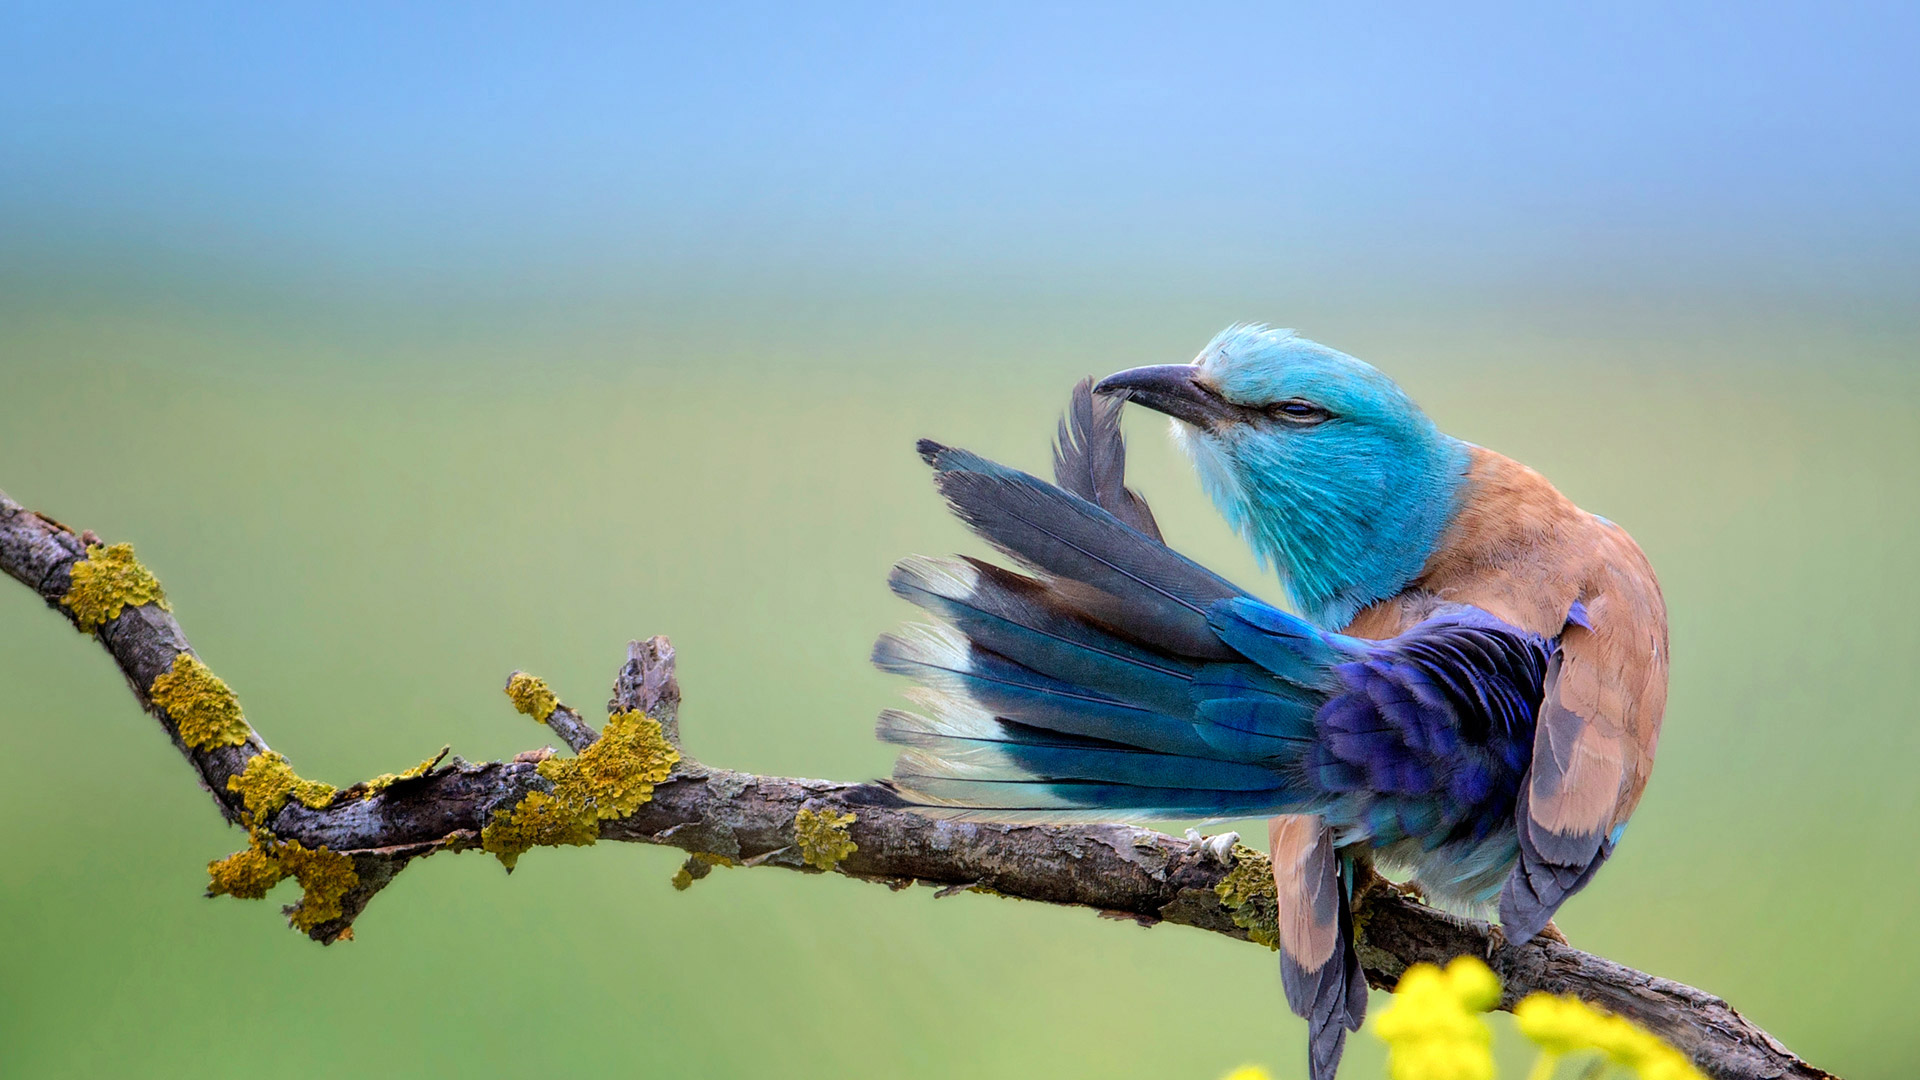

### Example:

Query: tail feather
xmin=917 ymin=439 xmax=1242 ymax=660
xmin=871 ymin=624 xmax=1219 ymax=758
xmin=886 ymin=759 xmax=1298 ymax=823
xmin=878 ymin=710 xmax=1288 ymax=791
xmin=889 ymin=556 xmax=1195 ymax=714
xmin=1053 ymin=377 xmax=1162 ymax=540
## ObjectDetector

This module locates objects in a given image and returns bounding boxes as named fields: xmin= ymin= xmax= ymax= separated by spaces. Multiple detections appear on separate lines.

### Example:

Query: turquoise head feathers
xmin=1096 ymin=325 xmax=1471 ymax=628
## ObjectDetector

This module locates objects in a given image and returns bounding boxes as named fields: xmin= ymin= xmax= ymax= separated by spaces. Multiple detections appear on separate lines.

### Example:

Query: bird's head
xmin=1095 ymin=324 xmax=1471 ymax=627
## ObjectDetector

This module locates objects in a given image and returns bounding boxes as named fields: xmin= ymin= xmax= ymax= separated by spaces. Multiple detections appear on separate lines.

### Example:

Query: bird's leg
xmin=1350 ymin=860 xmax=1425 ymax=905
xmin=1536 ymin=919 xmax=1570 ymax=946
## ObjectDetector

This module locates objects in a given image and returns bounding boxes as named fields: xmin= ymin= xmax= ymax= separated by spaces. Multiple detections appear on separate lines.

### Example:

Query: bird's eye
xmin=1266 ymin=399 xmax=1331 ymax=425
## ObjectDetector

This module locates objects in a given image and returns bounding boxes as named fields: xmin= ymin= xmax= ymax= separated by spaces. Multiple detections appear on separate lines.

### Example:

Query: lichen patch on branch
xmin=228 ymin=751 xmax=338 ymax=823
xmin=481 ymin=711 xmax=679 ymax=869
xmin=670 ymin=852 xmax=736 ymax=891
xmin=794 ymin=807 xmax=858 ymax=871
xmin=60 ymin=542 xmax=168 ymax=632
xmin=1215 ymin=845 xmax=1280 ymax=950
xmin=481 ymin=791 xmax=599 ymax=869
xmin=277 ymin=841 xmax=358 ymax=932
xmin=359 ymin=747 xmax=449 ymax=798
xmin=207 ymin=843 xmax=285 ymax=900
xmin=206 ymin=835 xmax=359 ymax=934
xmin=504 ymin=672 xmax=558 ymax=722
xmin=148 ymin=652 xmax=252 ymax=750
xmin=545 ymin=710 xmax=678 ymax=816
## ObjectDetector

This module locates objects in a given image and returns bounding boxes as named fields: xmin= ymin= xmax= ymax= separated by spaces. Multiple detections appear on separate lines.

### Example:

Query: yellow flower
xmin=1515 ymin=993 xmax=1706 ymax=1080
xmin=1372 ymin=957 xmax=1501 ymax=1080
xmin=1220 ymin=1068 xmax=1273 ymax=1080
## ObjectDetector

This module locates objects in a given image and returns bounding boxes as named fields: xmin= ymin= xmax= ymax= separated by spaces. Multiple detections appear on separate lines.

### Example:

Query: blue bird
xmin=874 ymin=325 xmax=1668 ymax=1080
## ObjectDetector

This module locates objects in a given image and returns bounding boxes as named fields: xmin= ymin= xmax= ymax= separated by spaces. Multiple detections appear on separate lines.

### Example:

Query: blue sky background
xmin=4 ymin=2 xmax=1916 ymax=337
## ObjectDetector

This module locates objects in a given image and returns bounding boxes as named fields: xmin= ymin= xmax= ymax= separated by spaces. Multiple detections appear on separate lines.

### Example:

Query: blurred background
xmin=3 ymin=3 xmax=1916 ymax=1078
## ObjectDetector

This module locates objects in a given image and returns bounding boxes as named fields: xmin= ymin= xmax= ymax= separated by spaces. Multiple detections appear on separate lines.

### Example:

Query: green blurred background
xmin=4 ymin=5 xmax=1919 ymax=1079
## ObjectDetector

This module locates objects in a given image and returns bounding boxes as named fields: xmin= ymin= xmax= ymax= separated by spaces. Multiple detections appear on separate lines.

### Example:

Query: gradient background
xmin=3 ymin=4 xmax=1917 ymax=1078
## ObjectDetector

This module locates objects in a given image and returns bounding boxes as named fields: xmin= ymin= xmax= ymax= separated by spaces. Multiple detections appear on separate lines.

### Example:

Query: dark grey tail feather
xmin=1053 ymin=377 xmax=1162 ymax=541
xmin=1498 ymin=787 xmax=1614 ymax=943
xmin=1309 ymin=1022 xmax=1350 ymax=1080
xmin=915 ymin=438 xmax=1244 ymax=659
xmin=1283 ymin=841 xmax=1367 ymax=1080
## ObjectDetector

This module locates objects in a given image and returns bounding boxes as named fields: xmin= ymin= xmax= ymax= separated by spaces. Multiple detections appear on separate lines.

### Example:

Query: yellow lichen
xmin=1215 ymin=845 xmax=1281 ymax=950
xmin=206 ymin=844 xmax=286 ymax=899
xmin=479 ymin=710 xmax=679 ymax=870
xmin=669 ymin=851 xmax=736 ymax=891
xmin=276 ymin=840 xmax=358 ymax=932
xmin=61 ymin=542 xmax=168 ymax=632
xmin=480 ymin=791 xmax=599 ymax=870
xmin=148 ymin=652 xmax=252 ymax=750
xmin=360 ymin=748 xmax=448 ymax=798
xmin=205 ymin=834 xmax=359 ymax=937
xmin=542 ymin=710 xmax=679 ymax=818
xmin=228 ymin=751 xmax=336 ymax=824
xmin=505 ymin=672 xmax=558 ymax=722
xmin=793 ymin=807 xmax=858 ymax=871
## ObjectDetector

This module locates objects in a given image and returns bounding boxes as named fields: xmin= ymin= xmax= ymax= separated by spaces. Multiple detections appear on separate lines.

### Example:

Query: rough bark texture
xmin=0 ymin=488 xmax=1836 ymax=1080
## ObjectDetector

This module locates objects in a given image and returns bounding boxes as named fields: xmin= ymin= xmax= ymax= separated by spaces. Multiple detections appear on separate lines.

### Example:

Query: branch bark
xmin=0 ymin=488 xmax=1835 ymax=1080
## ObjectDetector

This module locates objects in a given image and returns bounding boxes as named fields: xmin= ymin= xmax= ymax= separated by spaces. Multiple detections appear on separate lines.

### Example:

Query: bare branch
xmin=0 ymin=488 xmax=1835 ymax=1080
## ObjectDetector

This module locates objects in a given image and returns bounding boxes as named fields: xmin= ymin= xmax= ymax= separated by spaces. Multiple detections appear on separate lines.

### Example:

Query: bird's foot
xmin=1184 ymin=828 xmax=1241 ymax=865
xmin=1485 ymin=919 xmax=1569 ymax=959
xmin=1390 ymin=879 xmax=1429 ymax=904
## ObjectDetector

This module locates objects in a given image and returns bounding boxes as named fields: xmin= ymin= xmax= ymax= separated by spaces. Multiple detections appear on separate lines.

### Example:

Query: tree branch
xmin=0 ymin=488 xmax=1834 ymax=1080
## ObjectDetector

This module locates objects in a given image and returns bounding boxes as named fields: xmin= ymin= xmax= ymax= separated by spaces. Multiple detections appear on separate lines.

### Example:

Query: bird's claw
xmin=1185 ymin=828 xmax=1241 ymax=865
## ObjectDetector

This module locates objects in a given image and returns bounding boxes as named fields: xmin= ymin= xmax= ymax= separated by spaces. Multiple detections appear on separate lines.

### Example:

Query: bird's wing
xmin=1270 ymin=815 xmax=1366 ymax=1080
xmin=1053 ymin=377 xmax=1163 ymax=541
xmin=1500 ymin=527 xmax=1668 ymax=942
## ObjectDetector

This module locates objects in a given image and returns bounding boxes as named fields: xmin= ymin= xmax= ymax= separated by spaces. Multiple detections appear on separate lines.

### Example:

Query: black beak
xmin=1093 ymin=364 xmax=1243 ymax=429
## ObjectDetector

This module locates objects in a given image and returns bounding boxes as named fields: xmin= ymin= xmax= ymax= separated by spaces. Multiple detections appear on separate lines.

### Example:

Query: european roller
xmin=873 ymin=324 xmax=1667 ymax=1080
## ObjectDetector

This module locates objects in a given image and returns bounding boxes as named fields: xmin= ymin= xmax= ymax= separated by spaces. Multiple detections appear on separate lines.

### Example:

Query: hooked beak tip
xmin=1092 ymin=364 xmax=1238 ymax=428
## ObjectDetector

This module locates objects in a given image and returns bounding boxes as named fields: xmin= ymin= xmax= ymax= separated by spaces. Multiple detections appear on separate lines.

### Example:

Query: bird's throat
xmin=1181 ymin=426 xmax=1471 ymax=629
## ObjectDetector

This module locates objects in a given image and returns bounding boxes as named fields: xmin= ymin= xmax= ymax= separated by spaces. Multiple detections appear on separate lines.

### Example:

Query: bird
xmin=872 ymin=324 xmax=1667 ymax=1080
